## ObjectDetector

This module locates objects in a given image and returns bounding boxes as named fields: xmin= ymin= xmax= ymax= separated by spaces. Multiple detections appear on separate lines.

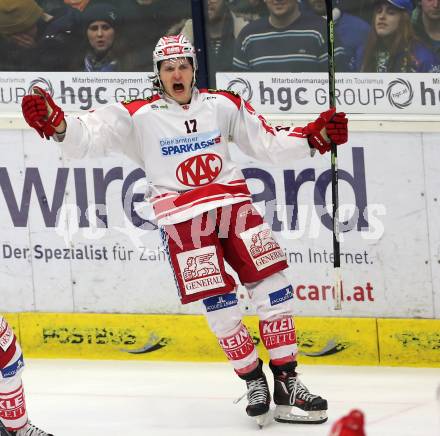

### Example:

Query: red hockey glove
xmin=21 ymin=86 xmax=65 ymax=140
xmin=329 ymin=409 xmax=365 ymax=436
xmin=326 ymin=111 xmax=348 ymax=145
xmin=303 ymin=108 xmax=348 ymax=154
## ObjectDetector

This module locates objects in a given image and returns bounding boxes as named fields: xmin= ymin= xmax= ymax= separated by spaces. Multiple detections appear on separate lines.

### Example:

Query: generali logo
xmin=249 ymin=228 xmax=280 ymax=258
xmin=240 ymin=223 xmax=286 ymax=271
xmin=183 ymin=253 xmax=220 ymax=280
xmin=176 ymin=246 xmax=225 ymax=295
xmin=176 ymin=153 xmax=222 ymax=187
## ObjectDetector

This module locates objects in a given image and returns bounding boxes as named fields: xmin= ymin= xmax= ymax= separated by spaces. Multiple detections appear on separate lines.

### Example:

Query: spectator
xmin=0 ymin=0 xmax=81 ymax=71
xmin=0 ymin=0 xmax=45 ymax=71
xmin=413 ymin=0 xmax=440 ymax=56
xmin=118 ymin=0 xmax=191 ymax=71
xmin=233 ymin=0 xmax=328 ymax=72
xmin=79 ymin=3 xmax=134 ymax=71
xmin=357 ymin=0 xmax=440 ymax=72
xmin=39 ymin=0 xmax=116 ymax=12
xmin=37 ymin=0 xmax=66 ymax=10
xmin=229 ymin=0 xmax=268 ymax=21
xmin=180 ymin=0 xmax=248 ymax=86
xmin=307 ymin=0 xmax=370 ymax=71
xmin=40 ymin=5 xmax=83 ymax=70
xmin=64 ymin=0 xmax=90 ymax=11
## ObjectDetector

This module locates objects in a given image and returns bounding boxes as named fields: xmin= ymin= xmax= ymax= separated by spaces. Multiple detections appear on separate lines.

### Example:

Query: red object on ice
xmin=329 ymin=409 xmax=366 ymax=436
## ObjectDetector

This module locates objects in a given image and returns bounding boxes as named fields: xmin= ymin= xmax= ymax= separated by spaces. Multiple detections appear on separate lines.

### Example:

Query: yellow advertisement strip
xmin=2 ymin=313 xmax=20 ymax=341
xmin=20 ymin=313 xmax=225 ymax=362
xmin=15 ymin=313 xmax=440 ymax=367
xmin=293 ymin=317 xmax=378 ymax=366
xmin=378 ymin=318 xmax=440 ymax=367
xmin=18 ymin=313 xmax=378 ymax=366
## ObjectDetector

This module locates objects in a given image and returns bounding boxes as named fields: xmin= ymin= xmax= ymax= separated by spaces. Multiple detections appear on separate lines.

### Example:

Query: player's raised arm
xmin=21 ymin=86 xmax=142 ymax=165
xmin=227 ymin=95 xmax=348 ymax=163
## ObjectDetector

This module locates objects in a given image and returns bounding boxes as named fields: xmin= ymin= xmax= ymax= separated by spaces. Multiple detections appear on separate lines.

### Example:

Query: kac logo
xmin=386 ymin=78 xmax=413 ymax=109
xmin=176 ymin=153 xmax=222 ymax=186
xmin=227 ymin=77 xmax=253 ymax=102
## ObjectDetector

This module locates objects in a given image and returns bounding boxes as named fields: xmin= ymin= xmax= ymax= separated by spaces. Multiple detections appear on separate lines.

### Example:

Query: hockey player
xmin=0 ymin=316 xmax=53 ymax=435
xmin=21 ymin=34 xmax=348 ymax=427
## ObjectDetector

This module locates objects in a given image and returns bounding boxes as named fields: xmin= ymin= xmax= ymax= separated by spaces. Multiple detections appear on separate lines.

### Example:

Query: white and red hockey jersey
xmin=59 ymin=88 xmax=311 ymax=225
xmin=0 ymin=316 xmax=17 ymax=368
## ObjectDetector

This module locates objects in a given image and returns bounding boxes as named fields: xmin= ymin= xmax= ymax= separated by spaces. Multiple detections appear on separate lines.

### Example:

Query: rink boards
xmin=4 ymin=313 xmax=439 ymax=367
xmin=1 ymin=129 xmax=440 ymax=320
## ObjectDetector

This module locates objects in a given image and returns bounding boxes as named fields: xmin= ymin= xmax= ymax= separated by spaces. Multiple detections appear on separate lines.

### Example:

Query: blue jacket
xmin=298 ymin=7 xmax=370 ymax=72
xmin=355 ymin=40 xmax=440 ymax=72
xmin=334 ymin=11 xmax=370 ymax=72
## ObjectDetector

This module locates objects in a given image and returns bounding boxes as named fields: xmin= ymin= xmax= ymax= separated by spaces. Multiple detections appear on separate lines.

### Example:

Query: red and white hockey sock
xmin=218 ymin=322 xmax=259 ymax=375
xmin=0 ymin=379 xmax=28 ymax=431
xmin=0 ymin=319 xmax=27 ymax=431
xmin=259 ymin=316 xmax=298 ymax=364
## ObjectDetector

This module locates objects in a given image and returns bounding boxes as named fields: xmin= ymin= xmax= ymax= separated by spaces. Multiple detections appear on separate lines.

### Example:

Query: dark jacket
xmin=412 ymin=7 xmax=440 ymax=58
xmin=0 ymin=6 xmax=82 ymax=71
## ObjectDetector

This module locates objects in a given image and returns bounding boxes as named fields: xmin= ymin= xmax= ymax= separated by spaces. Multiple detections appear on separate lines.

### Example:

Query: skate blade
xmin=274 ymin=405 xmax=327 ymax=424
xmin=254 ymin=411 xmax=273 ymax=428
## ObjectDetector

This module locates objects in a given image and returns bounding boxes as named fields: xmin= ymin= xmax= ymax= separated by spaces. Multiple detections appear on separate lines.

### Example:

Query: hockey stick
xmin=324 ymin=0 xmax=342 ymax=310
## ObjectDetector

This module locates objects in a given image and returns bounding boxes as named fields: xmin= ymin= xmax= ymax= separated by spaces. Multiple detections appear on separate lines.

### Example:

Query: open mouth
xmin=173 ymin=83 xmax=184 ymax=92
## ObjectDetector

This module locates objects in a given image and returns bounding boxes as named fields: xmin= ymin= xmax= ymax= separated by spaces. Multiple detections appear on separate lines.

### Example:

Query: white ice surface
xmin=21 ymin=359 xmax=440 ymax=436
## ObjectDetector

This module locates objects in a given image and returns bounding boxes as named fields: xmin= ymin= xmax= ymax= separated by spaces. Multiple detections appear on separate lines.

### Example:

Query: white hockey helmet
xmin=153 ymin=34 xmax=198 ymax=86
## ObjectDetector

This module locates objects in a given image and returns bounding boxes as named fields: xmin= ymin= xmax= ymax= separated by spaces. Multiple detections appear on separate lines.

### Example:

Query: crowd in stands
xmin=0 ymin=0 xmax=439 ymax=82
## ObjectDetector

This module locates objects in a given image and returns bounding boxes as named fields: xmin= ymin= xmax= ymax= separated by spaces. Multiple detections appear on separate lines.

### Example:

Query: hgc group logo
xmin=226 ymin=78 xmax=253 ymax=102
xmin=27 ymin=77 xmax=54 ymax=97
xmin=386 ymin=78 xmax=414 ymax=109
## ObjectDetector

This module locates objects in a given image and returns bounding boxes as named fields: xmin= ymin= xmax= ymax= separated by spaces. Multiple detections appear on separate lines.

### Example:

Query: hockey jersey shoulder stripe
xmin=121 ymin=94 xmax=162 ymax=116
xmin=200 ymin=88 xmax=242 ymax=110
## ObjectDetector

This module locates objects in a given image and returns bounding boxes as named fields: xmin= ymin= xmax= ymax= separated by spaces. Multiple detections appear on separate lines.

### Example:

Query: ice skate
xmin=0 ymin=420 xmax=54 ymax=436
xmin=235 ymin=359 xmax=272 ymax=428
xmin=270 ymin=361 xmax=328 ymax=424
xmin=0 ymin=420 xmax=10 ymax=436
